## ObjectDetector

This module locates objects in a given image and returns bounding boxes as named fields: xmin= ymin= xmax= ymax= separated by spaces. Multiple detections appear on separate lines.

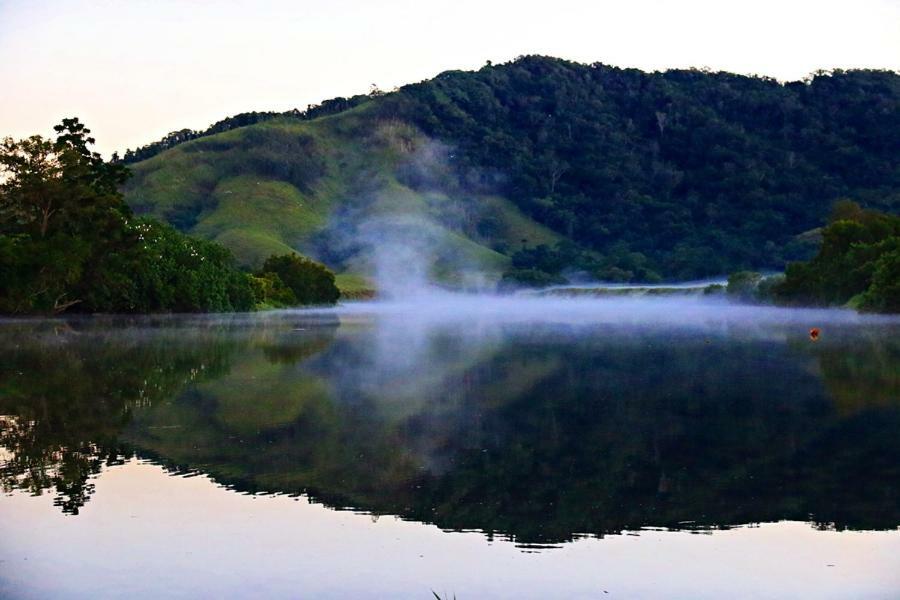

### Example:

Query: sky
xmin=1 ymin=0 xmax=899 ymax=156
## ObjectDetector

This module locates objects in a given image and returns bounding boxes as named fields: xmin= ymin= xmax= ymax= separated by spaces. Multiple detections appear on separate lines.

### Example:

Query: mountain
xmin=123 ymin=56 xmax=900 ymax=288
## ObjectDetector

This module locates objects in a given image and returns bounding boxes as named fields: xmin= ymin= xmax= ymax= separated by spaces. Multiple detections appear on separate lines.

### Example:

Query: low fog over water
xmin=325 ymin=289 xmax=898 ymax=330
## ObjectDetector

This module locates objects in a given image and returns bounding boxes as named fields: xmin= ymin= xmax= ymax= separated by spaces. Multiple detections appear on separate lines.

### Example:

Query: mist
xmin=330 ymin=291 xmax=898 ymax=330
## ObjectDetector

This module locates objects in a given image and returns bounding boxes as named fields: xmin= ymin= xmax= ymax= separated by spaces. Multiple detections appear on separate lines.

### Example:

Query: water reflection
xmin=1 ymin=300 xmax=899 ymax=546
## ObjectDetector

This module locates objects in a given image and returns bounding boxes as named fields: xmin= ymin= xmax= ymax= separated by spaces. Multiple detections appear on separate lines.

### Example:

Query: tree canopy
xmin=373 ymin=57 xmax=899 ymax=279
xmin=773 ymin=201 xmax=900 ymax=312
xmin=0 ymin=119 xmax=255 ymax=314
xmin=259 ymin=253 xmax=340 ymax=306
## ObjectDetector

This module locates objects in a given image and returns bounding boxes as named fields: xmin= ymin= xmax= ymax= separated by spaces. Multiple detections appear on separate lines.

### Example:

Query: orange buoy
xmin=809 ymin=327 xmax=820 ymax=341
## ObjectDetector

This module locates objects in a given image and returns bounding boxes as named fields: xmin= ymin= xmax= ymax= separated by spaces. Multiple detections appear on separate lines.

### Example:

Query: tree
xmin=0 ymin=118 xmax=130 ymax=312
xmin=726 ymin=271 xmax=763 ymax=299
xmin=0 ymin=119 xmax=254 ymax=314
xmin=773 ymin=201 xmax=900 ymax=312
xmin=859 ymin=243 xmax=900 ymax=312
xmin=260 ymin=253 xmax=340 ymax=305
xmin=249 ymin=271 xmax=298 ymax=307
xmin=498 ymin=268 xmax=566 ymax=290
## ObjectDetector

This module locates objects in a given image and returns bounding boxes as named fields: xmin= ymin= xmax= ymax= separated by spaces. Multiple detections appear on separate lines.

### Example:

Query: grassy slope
xmin=124 ymin=105 xmax=562 ymax=293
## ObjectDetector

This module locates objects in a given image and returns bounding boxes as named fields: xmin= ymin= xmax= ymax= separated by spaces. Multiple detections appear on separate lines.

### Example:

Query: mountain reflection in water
xmin=1 ymin=297 xmax=899 ymax=547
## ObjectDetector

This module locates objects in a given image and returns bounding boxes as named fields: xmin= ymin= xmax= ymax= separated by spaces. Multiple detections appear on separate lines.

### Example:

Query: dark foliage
xmin=259 ymin=253 xmax=340 ymax=305
xmin=373 ymin=56 xmax=899 ymax=278
xmin=0 ymin=119 xmax=254 ymax=314
xmin=773 ymin=201 xmax=900 ymax=311
xmin=498 ymin=267 xmax=567 ymax=290
xmin=249 ymin=271 xmax=299 ymax=307
xmin=506 ymin=239 xmax=663 ymax=283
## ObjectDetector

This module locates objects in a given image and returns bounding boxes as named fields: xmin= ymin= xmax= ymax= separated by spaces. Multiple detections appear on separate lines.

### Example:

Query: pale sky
xmin=1 ymin=0 xmax=899 ymax=156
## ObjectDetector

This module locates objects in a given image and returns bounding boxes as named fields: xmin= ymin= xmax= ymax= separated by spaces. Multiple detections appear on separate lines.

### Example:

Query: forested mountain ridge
xmin=123 ymin=56 xmax=900 ymax=282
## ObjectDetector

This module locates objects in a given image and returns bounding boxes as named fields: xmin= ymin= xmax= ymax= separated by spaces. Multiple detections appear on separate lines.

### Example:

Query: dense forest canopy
xmin=124 ymin=56 xmax=900 ymax=281
xmin=375 ymin=57 xmax=899 ymax=278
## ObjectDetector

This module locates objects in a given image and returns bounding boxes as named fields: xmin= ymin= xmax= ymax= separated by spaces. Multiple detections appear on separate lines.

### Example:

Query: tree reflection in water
xmin=1 ymin=313 xmax=898 ymax=546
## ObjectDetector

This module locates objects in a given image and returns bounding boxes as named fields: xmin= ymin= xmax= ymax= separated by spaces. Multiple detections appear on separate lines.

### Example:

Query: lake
xmin=1 ymin=294 xmax=899 ymax=599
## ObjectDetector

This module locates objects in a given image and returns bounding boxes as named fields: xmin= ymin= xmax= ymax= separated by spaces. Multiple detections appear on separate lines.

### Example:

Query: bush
xmin=773 ymin=203 xmax=900 ymax=312
xmin=249 ymin=272 xmax=298 ymax=307
xmin=755 ymin=274 xmax=785 ymax=303
xmin=726 ymin=271 xmax=764 ymax=300
xmin=858 ymin=245 xmax=900 ymax=313
xmin=122 ymin=219 xmax=255 ymax=313
xmin=259 ymin=253 xmax=340 ymax=305
xmin=498 ymin=268 xmax=567 ymax=291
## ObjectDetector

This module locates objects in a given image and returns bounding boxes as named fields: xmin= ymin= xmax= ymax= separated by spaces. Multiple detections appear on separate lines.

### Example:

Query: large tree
xmin=0 ymin=119 xmax=254 ymax=314
xmin=0 ymin=119 xmax=131 ymax=312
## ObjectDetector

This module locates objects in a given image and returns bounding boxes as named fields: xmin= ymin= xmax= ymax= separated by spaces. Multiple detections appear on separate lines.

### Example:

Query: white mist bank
xmin=325 ymin=287 xmax=900 ymax=330
xmin=284 ymin=290 xmax=900 ymax=412
xmin=539 ymin=277 xmax=729 ymax=291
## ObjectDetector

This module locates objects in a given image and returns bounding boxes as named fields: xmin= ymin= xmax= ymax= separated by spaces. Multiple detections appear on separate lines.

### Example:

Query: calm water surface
xmin=1 ymin=295 xmax=899 ymax=599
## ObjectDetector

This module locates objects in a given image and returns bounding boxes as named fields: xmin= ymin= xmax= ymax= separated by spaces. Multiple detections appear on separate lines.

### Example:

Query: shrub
xmin=259 ymin=253 xmax=340 ymax=305
xmin=249 ymin=272 xmax=298 ymax=307
xmin=498 ymin=268 xmax=567 ymax=291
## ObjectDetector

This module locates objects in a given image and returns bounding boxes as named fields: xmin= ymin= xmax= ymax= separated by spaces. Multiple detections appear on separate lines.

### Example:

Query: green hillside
xmin=124 ymin=56 xmax=900 ymax=286
xmin=124 ymin=104 xmax=561 ymax=289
